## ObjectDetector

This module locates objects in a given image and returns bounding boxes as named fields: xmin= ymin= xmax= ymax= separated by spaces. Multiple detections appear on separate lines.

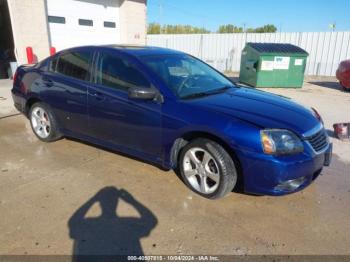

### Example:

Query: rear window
xmin=56 ymin=51 xmax=92 ymax=81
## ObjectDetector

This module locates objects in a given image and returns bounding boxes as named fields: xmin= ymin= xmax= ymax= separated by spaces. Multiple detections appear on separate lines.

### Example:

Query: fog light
xmin=274 ymin=176 xmax=307 ymax=192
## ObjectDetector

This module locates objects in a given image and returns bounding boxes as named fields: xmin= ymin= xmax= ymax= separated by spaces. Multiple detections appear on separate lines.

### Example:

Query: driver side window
xmin=96 ymin=53 xmax=151 ymax=91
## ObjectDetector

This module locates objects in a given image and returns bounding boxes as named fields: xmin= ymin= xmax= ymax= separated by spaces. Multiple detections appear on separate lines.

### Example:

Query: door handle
xmin=90 ymin=91 xmax=105 ymax=101
xmin=42 ymin=77 xmax=53 ymax=87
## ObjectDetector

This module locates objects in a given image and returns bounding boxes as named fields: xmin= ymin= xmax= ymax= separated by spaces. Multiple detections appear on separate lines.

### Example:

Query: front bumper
xmin=238 ymin=143 xmax=333 ymax=196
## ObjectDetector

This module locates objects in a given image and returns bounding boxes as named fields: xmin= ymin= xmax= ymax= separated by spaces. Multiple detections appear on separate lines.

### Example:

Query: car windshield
xmin=140 ymin=54 xmax=236 ymax=99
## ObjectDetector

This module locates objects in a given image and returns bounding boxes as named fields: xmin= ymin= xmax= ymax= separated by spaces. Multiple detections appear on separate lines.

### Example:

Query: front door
xmin=88 ymin=50 xmax=162 ymax=159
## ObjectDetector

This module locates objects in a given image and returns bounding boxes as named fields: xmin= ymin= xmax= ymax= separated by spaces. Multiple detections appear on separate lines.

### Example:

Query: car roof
xmin=64 ymin=45 xmax=185 ymax=58
xmin=108 ymin=45 xmax=185 ymax=56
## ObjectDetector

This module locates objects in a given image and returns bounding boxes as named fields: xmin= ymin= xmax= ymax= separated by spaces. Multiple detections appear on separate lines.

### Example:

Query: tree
xmin=246 ymin=28 xmax=256 ymax=33
xmin=165 ymin=24 xmax=210 ymax=34
xmin=218 ymin=24 xmax=277 ymax=33
xmin=148 ymin=23 xmax=277 ymax=35
xmin=254 ymin=24 xmax=277 ymax=33
xmin=147 ymin=23 xmax=210 ymax=34
xmin=218 ymin=24 xmax=243 ymax=33
xmin=246 ymin=24 xmax=277 ymax=33
xmin=147 ymin=23 xmax=161 ymax=34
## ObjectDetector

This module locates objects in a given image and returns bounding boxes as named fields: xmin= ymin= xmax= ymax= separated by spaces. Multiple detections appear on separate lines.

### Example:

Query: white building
xmin=0 ymin=0 xmax=147 ymax=70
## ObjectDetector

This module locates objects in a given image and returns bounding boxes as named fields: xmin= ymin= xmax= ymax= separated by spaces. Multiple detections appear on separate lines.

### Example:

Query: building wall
xmin=119 ymin=0 xmax=147 ymax=45
xmin=6 ymin=0 xmax=147 ymax=65
xmin=7 ymin=0 xmax=50 ymax=64
xmin=47 ymin=0 xmax=121 ymax=51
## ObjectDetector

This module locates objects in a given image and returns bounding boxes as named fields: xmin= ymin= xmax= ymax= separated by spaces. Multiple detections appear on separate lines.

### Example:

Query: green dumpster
xmin=239 ymin=43 xmax=308 ymax=88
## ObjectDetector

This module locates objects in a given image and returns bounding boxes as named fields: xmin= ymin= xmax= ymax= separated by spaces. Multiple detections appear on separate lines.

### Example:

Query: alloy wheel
xmin=182 ymin=147 xmax=220 ymax=194
xmin=31 ymin=107 xmax=51 ymax=139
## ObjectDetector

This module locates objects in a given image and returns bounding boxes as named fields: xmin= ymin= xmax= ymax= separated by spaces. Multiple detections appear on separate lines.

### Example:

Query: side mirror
xmin=128 ymin=86 xmax=158 ymax=100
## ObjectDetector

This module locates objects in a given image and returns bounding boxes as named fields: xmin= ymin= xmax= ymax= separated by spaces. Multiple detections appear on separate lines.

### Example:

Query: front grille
xmin=305 ymin=129 xmax=328 ymax=153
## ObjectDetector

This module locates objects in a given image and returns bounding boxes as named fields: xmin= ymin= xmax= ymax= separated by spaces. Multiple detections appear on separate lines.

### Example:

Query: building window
xmin=104 ymin=21 xmax=116 ymax=28
xmin=48 ymin=16 xmax=66 ymax=24
xmin=79 ymin=19 xmax=93 ymax=27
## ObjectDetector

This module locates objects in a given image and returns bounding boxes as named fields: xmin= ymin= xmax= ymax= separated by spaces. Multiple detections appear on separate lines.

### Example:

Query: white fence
xmin=147 ymin=32 xmax=350 ymax=76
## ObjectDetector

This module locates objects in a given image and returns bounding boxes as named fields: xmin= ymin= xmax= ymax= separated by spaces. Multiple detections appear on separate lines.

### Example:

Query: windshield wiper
xmin=181 ymin=86 xmax=233 ymax=99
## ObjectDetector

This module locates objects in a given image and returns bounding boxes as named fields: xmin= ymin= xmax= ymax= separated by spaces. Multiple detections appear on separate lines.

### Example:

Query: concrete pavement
xmin=0 ymin=79 xmax=18 ymax=119
xmin=0 ymin=78 xmax=349 ymax=255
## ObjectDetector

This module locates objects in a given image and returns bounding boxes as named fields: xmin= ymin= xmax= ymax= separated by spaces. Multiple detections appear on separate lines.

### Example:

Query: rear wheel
xmin=179 ymin=138 xmax=237 ymax=199
xmin=29 ymin=102 xmax=62 ymax=142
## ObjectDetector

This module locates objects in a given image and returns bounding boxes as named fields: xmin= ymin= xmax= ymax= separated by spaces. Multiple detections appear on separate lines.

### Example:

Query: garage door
xmin=47 ymin=0 xmax=120 ymax=51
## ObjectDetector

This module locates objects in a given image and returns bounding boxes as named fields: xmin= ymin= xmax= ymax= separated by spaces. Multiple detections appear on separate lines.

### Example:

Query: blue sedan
xmin=11 ymin=45 xmax=332 ymax=199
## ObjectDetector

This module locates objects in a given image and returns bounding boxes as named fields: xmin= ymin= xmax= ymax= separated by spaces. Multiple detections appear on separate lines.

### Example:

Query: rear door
xmin=87 ymin=50 xmax=162 ymax=159
xmin=41 ymin=50 xmax=93 ymax=136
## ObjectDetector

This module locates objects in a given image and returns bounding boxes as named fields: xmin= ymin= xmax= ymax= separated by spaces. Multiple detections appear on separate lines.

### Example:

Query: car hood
xmin=188 ymin=87 xmax=320 ymax=135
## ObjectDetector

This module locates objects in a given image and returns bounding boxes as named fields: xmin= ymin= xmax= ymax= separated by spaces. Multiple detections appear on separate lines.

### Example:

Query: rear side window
xmin=96 ymin=53 xmax=151 ymax=91
xmin=56 ymin=51 xmax=92 ymax=81
xmin=50 ymin=56 xmax=58 ymax=72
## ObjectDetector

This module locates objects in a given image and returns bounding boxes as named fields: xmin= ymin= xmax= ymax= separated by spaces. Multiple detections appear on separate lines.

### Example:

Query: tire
xmin=179 ymin=138 xmax=237 ymax=199
xmin=340 ymin=82 xmax=350 ymax=92
xmin=29 ymin=102 xmax=62 ymax=142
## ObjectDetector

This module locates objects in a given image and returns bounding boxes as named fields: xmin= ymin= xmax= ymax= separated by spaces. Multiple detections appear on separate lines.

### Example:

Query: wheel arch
xmin=170 ymin=131 xmax=244 ymax=191
xmin=25 ymin=97 xmax=42 ymax=117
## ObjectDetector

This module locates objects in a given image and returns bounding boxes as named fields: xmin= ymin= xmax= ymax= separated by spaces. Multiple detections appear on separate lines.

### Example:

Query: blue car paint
xmin=11 ymin=45 xmax=331 ymax=196
xmin=41 ymin=71 xmax=90 ymax=136
xmin=86 ymin=49 xmax=163 ymax=159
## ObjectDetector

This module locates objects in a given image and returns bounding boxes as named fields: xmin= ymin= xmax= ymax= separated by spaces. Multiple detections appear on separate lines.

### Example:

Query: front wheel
xmin=179 ymin=138 xmax=237 ymax=199
xmin=29 ymin=102 xmax=62 ymax=142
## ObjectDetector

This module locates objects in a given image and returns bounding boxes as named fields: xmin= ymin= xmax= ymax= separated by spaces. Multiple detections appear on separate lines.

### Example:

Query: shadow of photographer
xmin=68 ymin=186 xmax=158 ymax=258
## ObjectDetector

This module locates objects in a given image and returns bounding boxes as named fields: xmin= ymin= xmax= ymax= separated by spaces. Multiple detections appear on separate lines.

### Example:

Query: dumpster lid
xmin=247 ymin=43 xmax=308 ymax=55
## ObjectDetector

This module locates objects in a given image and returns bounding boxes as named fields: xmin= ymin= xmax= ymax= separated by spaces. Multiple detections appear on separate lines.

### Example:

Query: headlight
xmin=260 ymin=129 xmax=304 ymax=155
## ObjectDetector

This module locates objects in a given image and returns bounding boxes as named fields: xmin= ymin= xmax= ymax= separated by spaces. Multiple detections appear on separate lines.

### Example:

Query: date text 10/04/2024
xmin=127 ymin=256 xmax=220 ymax=261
